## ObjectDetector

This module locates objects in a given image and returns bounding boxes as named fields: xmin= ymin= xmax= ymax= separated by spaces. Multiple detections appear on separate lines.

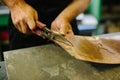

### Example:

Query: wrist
xmin=3 ymin=0 xmax=26 ymax=10
xmin=57 ymin=14 xmax=73 ymax=23
xmin=56 ymin=16 xmax=70 ymax=23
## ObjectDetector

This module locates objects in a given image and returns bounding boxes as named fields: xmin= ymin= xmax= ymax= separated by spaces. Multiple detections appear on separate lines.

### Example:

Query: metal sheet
xmin=54 ymin=33 xmax=120 ymax=64
xmin=71 ymin=36 xmax=120 ymax=64
xmin=3 ymin=44 xmax=120 ymax=80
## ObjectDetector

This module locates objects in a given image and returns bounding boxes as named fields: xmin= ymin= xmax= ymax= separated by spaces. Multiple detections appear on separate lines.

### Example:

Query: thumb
xmin=60 ymin=25 xmax=67 ymax=36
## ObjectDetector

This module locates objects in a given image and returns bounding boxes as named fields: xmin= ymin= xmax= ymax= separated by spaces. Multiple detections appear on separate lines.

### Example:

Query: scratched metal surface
xmin=3 ymin=43 xmax=120 ymax=80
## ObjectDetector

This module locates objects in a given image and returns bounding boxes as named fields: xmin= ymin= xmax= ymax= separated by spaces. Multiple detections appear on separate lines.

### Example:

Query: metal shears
xmin=34 ymin=26 xmax=73 ymax=46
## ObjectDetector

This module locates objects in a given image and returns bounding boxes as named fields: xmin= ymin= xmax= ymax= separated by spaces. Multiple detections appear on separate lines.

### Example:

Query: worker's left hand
xmin=51 ymin=18 xmax=74 ymax=36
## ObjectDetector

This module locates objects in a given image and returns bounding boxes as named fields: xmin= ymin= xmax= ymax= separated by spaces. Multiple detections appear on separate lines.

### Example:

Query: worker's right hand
xmin=9 ymin=1 xmax=39 ymax=34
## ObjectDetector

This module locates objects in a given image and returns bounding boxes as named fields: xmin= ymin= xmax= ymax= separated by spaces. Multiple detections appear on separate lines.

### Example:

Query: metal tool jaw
xmin=38 ymin=27 xmax=73 ymax=46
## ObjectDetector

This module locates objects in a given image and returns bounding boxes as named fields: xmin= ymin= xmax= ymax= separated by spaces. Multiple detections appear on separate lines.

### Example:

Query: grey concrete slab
xmin=0 ymin=47 xmax=2 ymax=61
xmin=0 ymin=61 xmax=7 ymax=80
xmin=3 ymin=44 xmax=120 ymax=80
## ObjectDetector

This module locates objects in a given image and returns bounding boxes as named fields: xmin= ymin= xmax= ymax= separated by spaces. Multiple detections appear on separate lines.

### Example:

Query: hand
xmin=51 ymin=18 xmax=74 ymax=36
xmin=32 ymin=21 xmax=46 ymax=35
xmin=10 ymin=1 xmax=38 ymax=34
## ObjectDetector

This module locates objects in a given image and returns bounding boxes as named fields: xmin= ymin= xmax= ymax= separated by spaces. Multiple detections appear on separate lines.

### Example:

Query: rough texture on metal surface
xmin=4 ymin=44 xmax=120 ymax=80
xmin=0 ymin=62 xmax=7 ymax=80
xmin=55 ymin=35 xmax=120 ymax=64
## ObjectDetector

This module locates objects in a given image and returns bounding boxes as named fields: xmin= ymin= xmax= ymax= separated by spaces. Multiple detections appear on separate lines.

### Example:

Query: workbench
xmin=0 ymin=61 xmax=7 ymax=80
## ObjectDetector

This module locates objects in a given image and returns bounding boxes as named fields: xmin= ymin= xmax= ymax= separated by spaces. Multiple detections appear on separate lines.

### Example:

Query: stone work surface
xmin=0 ymin=62 xmax=7 ymax=80
xmin=4 ymin=44 xmax=120 ymax=80
xmin=0 ymin=47 xmax=2 ymax=61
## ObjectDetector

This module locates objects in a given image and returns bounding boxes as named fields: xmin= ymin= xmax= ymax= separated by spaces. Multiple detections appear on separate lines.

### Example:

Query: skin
xmin=2 ymin=0 xmax=90 ymax=36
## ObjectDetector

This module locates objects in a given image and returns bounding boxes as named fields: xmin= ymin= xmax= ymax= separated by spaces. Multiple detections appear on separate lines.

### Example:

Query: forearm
xmin=57 ymin=0 xmax=90 ymax=21
xmin=2 ymin=0 xmax=26 ymax=9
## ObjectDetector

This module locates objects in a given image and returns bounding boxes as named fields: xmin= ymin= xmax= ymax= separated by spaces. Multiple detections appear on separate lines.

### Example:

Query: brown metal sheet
xmin=54 ymin=34 xmax=120 ymax=64
xmin=3 ymin=44 xmax=120 ymax=80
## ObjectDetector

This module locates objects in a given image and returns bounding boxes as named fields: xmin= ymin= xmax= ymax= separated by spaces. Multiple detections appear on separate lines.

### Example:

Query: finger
xmin=32 ymin=21 xmax=46 ymax=35
xmin=60 ymin=24 xmax=67 ymax=36
xmin=69 ymin=28 xmax=74 ymax=35
xmin=26 ymin=17 xmax=36 ymax=30
xmin=36 ymin=21 xmax=46 ymax=29
xmin=51 ymin=23 xmax=60 ymax=34
xmin=51 ymin=26 xmax=60 ymax=33
xmin=34 ymin=11 xmax=38 ymax=21
xmin=52 ymin=30 xmax=60 ymax=34
xmin=20 ymin=21 xmax=31 ymax=34
xmin=15 ymin=22 xmax=22 ymax=33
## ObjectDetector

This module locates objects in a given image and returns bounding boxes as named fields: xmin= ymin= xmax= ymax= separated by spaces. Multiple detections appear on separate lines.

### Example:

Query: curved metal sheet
xmin=54 ymin=33 xmax=120 ymax=64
